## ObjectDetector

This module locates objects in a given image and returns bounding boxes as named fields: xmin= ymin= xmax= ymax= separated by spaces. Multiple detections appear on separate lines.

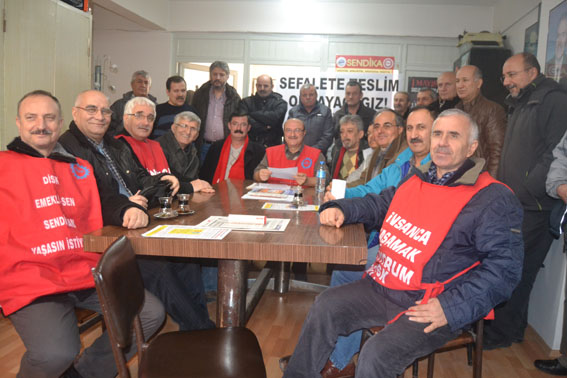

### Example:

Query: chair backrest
xmin=92 ymin=236 xmax=146 ymax=348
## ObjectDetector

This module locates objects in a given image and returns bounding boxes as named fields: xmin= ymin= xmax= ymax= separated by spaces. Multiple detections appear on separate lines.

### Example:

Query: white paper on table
xmin=246 ymin=182 xmax=292 ymax=190
xmin=241 ymin=187 xmax=295 ymax=202
xmin=142 ymin=225 xmax=231 ymax=240
xmin=262 ymin=202 xmax=320 ymax=212
xmin=269 ymin=166 xmax=298 ymax=180
xmin=197 ymin=216 xmax=290 ymax=232
xmin=331 ymin=179 xmax=346 ymax=199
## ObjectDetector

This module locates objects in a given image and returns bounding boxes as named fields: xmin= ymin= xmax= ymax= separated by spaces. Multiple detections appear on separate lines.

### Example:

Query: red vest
xmin=118 ymin=135 xmax=171 ymax=176
xmin=367 ymin=172 xmax=499 ymax=295
xmin=265 ymin=144 xmax=321 ymax=185
xmin=0 ymin=152 xmax=103 ymax=315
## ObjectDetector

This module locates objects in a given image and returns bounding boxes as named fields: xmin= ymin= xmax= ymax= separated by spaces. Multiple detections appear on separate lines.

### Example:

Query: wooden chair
xmin=361 ymin=318 xmax=484 ymax=378
xmin=92 ymin=235 xmax=266 ymax=378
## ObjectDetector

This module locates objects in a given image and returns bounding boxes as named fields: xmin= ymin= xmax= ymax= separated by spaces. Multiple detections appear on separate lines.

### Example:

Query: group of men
xmin=3 ymin=50 xmax=567 ymax=378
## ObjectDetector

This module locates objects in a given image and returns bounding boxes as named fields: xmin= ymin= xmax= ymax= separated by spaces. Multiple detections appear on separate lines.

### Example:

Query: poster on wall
xmin=407 ymin=76 xmax=438 ymax=106
xmin=273 ymin=55 xmax=399 ymax=113
xmin=524 ymin=21 xmax=539 ymax=56
xmin=545 ymin=1 xmax=567 ymax=83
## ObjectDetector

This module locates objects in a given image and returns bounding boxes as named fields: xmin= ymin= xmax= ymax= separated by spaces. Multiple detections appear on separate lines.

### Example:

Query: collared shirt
xmin=426 ymin=162 xmax=458 ymax=186
xmin=204 ymin=87 xmax=226 ymax=142
xmin=225 ymin=145 xmax=244 ymax=180
xmin=86 ymin=138 xmax=133 ymax=197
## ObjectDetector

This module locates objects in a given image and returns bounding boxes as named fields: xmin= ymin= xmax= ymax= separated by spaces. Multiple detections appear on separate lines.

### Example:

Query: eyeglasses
xmin=174 ymin=123 xmax=199 ymax=133
xmin=127 ymin=112 xmax=155 ymax=122
xmin=500 ymin=68 xmax=530 ymax=83
xmin=76 ymin=106 xmax=113 ymax=117
xmin=284 ymin=128 xmax=305 ymax=134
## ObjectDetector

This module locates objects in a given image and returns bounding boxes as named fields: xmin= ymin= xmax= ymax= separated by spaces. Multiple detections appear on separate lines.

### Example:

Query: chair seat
xmin=139 ymin=327 xmax=266 ymax=378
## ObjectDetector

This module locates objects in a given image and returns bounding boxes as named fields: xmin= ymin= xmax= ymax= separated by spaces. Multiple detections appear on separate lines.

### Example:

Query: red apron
xmin=265 ymin=144 xmax=321 ymax=185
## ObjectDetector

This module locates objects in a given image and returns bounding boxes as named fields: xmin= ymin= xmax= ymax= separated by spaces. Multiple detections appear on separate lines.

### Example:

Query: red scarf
xmin=117 ymin=135 xmax=170 ymax=176
xmin=332 ymin=147 xmax=360 ymax=179
xmin=212 ymin=135 xmax=248 ymax=184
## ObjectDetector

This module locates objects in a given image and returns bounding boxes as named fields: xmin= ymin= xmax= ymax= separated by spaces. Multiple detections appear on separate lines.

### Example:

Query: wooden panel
xmin=84 ymin=179 xmax=367 ymax=265
xmin=249 ymin=40 xmax=321 ymax=64
xmin=176 ymin=38 xmax=245 ymax=60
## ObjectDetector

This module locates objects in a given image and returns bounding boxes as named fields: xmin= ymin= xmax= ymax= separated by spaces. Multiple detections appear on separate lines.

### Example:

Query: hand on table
xmin=406 ymin=298 xmax=448 ymax=333
xmin=191 ymin=179 xmax=215 ymax=193
xmin=122 ymin=207 xmax=149 ymax=229
xmin=294 ymin=173 xmax=307 ymax=186
xmin=258 ymin=169 xmax=272 ymax=182
xmin=319 ymin=207 xmax=345 ymax=228
xmin=129 ymin=190 xmax=148 ymax=209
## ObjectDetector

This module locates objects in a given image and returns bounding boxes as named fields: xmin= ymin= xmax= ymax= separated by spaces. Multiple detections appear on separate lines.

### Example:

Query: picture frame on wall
xmin=524 ymin=21 xmax=539 ymax=56
xmin=545 ymin=0 xmax=567 ymax=83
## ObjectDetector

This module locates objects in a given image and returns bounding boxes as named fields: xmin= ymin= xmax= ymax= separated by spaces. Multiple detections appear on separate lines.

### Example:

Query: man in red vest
xmin=253 ymin=118 xmax=328 ymax=186
xmin=281 ymin=109 xmax=523 ymax=378
xmin=1 ymin=90 xmax=165 ymax=378
xmin=200 ymin=112 xmax=265 ymax=184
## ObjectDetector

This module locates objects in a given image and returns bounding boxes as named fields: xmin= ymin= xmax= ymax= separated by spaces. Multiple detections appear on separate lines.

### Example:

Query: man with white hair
xmin=281 ymin=109 xmax=523 ymax=378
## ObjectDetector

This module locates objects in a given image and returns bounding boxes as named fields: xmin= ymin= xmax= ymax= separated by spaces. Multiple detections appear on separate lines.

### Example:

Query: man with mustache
xmin=192 ymin=61 xmax=242 ymax=161
xmin=416 ymin=88 xmax=437 ymax=108
xmin=455 ymin=65 xmax=506 ymax=177
xmin=152 ymin=75 xmax=198 ymax=139
xmin=305 ymin=107 xmax=434 ymax=377
xmin=238 ymin=74 xmax=287 ymax=147
xmin=281 ymin=109 xmax=523 ymax=378
xmin=328 ymin=114 xmax=368 ymax=181
xmin=200 ymin=112 xmax=265 ymax=184
xmin=483 ymin=53 xmax=567 ymax=350
xmin=3 ymin=90 xmax=165 ymax=378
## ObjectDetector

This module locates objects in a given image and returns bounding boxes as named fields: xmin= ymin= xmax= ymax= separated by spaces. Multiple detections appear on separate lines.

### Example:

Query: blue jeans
xmin=200 ymin=143 xmax=211 ymax=165
xmin=329 ymin=244 xmax=379 ymax=369
xmin=283 ymin=277 xmax=458 ymax=378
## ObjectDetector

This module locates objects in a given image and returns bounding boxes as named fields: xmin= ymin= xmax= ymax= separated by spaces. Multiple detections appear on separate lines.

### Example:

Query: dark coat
xmin=191 ymin=81 xmax=241 ymax=146
xmin=59 ymin=122 xmax=165 ymax=225
xmin=199 ymin=138 xmax=265 ymax=184
xmin=329 ymin=140 xmax=369 ymax=180
xmin=321 ymin=158 xmax=524 ymax=331
xmin=238 ymin=92 xmax=287 ymax=147
xmin=498 ymin=74 xmax=567 ymax=211
xmin=331 ymin=103 xmax=376 ymax=143
xmin=157 ymin=130 xmax=199 ymax=188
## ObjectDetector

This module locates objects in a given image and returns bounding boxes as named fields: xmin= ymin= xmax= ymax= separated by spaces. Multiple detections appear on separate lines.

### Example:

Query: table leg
xmin=216 ymin=259 xmax=247 ymax=327
xmin=274 ymin=261 xmax=291 ymax=294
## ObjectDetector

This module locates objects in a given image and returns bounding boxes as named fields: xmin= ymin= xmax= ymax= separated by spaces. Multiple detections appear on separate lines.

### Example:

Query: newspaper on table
xmin=262 ymin=202 xmax=319 ymax=212
xmin=142 ymin=225 xmax=231 ymax=239
xmin=197 ymin=216 xmax=290 ymax=232
xmin=241 ymin=182 xmax=295 ymax=202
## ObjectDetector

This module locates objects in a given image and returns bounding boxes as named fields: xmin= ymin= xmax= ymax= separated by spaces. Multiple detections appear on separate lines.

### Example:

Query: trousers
xmin=283 ymin=277 xmax=458 ymax=378
xmin=9 ymin=288 xmax=164 ymax=378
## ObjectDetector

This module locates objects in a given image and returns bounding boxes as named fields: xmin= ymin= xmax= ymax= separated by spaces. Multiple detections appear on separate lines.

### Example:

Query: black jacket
xmin=238 ymin=92 xmax=287 ymax=147
xmin=157 ymin=130 xmax=199 ymax=193
xmin=191 ymin=82 xmax=241 ymax=146
xmin=199 ymin=138 xmax=265 ymax=184
xmin=59 ymin=122 xmax=165 ymax=225
xmin=498 ymin=74 xmax=567 ymax=211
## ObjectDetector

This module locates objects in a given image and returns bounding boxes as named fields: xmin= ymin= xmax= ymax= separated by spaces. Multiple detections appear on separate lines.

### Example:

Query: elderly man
xmin=332 ymin=81 xmax=376 ymax=141
xmin=455 ymin=65 xmax=506 ymax=177
xmin=347 ymin=109 xmax=406 ymax=188
xmin=238 ymin=74 xmax=287 ymax=147
xmin=201 ymin=112 xmax=265 ymax=184
xmin=281 ymin=109 xmax=523 ymax=378
xmin=393 ymin=91 xmax=410 ymax=119
xmin=117 ymin=97 xmax=213 ymax=193
xmin=109 ymin=70 xmax=157 ymax=136
xmin=254 ymin=118 xmax=328 ymax=187
xmin=483 ymin=52 xmax=567 ymax=350
xmin=329 ymin=115 xmax=368 ymax=181
xmin=3 ymin=90 xmax=165 ymax=378
xmin=436 ymin=71 xmax=459 ymax=112
xmin=60 ymin=90 xmax=215 ymax=333
xmin=192 ymin=61 xmax=242 ymax=161
xmin=314 ymin=106 xmax=435 ymax=376
xmin=288 ymin=83 xmax=334 ymax=155
xmin=546 ymin=13 xmax=567 ymax=82
xmin=153 ymin=76 xmax=198 ymax=139
xmin=416 ymin=88 xmax=437 ymax=108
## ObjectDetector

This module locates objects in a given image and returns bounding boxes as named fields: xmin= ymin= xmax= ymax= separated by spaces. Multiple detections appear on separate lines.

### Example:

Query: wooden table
xmin=83 ymin=179 xmax=367 ymax=327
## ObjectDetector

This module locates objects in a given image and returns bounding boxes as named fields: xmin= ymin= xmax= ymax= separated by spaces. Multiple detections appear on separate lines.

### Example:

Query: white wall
xmin=168 ymin=1 xmax=494 ymax=38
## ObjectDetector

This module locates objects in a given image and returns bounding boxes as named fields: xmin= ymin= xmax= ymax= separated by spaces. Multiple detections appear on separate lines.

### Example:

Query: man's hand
xmin=295 ymin=172 xmax=307 ymax=186
xmin=129 ymin=190 xmax=148 ymax=209
xmin=257 ymin=169 xmax=272 ymax=182
xmin=323 ymin=190 xmax=336 ymax=203
xmin=122 ymin=207 xmax=149 ymax=229
xmin=406 ymin=298 xmax=448 ymax=333
xmin=161 ymin=175 xmax=180 ymax=195
xmin=191 ymin=179 xmax=215 ymax=193
xmin=557 ymin=184 xmax=567 ymax=203
xmin=319 ymin=207 xmax=345 ymax=228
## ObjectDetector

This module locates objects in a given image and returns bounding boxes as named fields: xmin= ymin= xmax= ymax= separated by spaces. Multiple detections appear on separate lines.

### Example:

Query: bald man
xmin=435 ymin=71 xmax=459 ymax=112
xmin=238 ymin=74 xmax=288 ymax=147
